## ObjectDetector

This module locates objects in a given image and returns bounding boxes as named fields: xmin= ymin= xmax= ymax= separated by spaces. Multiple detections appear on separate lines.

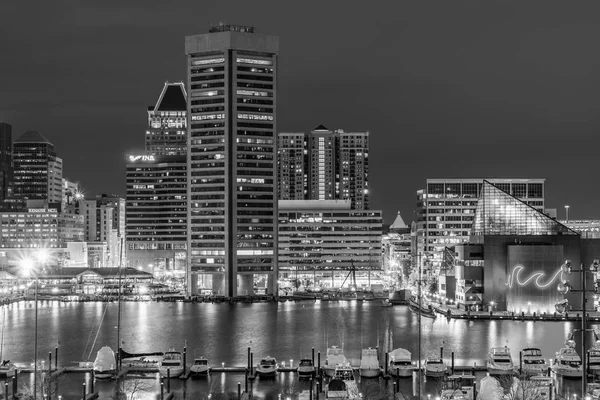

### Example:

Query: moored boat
xmin=521 ymin=348 xmax=549 ymax=375
xmin=256 ymin=356 xmax=278 ymax=377
xmin=487 ymin=347 xmax=514 ymax=375
xmin=323 ymin=346 xmax=348 ymax=378
xmin=359 ymin=347 xmax=380 ymax=378
xmin=190 ymin=356 xmax=210 ymax=376
xmin=388 ymin=348 xmax=413 ymax=377
xmin=297 ymin=358 xmax=316 ymax=378
xmin=0 ymin=360 xmax=16 ymax=378
xmin=326 ymin=363 xmax=360 ymax=399
xmin=93 ymin=346 xmax=116 ymax=379
xmin=553 ymin=346 xmax=582 ymax=378
xmin=408 ymin=297 xmax=436 ymax=319
xmin=423 ymin=357 xmax=447 ymax=378
xmin=159 ymin=350 xmax=184 ymax=378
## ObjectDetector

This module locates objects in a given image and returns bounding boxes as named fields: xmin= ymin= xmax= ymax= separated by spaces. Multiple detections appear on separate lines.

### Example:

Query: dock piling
xmin=49 ymin=351 xmax=52 ymax=372
xmin=309 ymin=377 xmax=313 ymax=400
xmin=237 ymin=382 xmax=241 ymax=400
xmin=167 ymin=369 xmax=171 ymax=392
xmin=183 ymin=346 xmax=187 ymax=375
xmin=161 ymin=381 xmax=164 ymax=400
xmin=393 ymin=382 xmax=397 ymax=393
xmin=55 ymin=346 xmax=58 ymax=369
xmin=245 ymin=369 xmax=248 ymax=392
xmin=312 ymin=347 xmax=315 ymax=366
xmin=440 ymin=346 xmax=443 ymax=359
xmin=247 ymin=347 xmax=251 ymax=370
xmin=82 ymin=382 xmax=87 ymax=399
xmin=519 ymin=351 xmax=522 ymax=374
xmin=12 ymin=373 xmax=17 ymax=396
xmin=451 ymin=351 xmax=454 ymax=374
xmin=396 ymin=368 xmax=399 ymax=388
xmin=5 ymin=382 xmax=8 ymax=400
xmin=317 ymin=352 xmax=321 ymax=377
xmin=250 ymin=352 xmax=254 ymax=377
xmin=91 ymin=370 xmax=95 ymax=393
xmin=384 ymin=352 xmax=389 ymax=376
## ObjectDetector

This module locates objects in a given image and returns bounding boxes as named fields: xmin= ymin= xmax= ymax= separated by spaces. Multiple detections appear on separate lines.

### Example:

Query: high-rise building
xmin=13 ymin=131 xmax=63 ymax=204
xmin=185 ymin=24 xmax=279 ymax=296
xmin=277 ymin=132 xmax=306 ymax=200
xmin=277 ymin=126 xmax=370 ymax=209
xmin=146 ymin=82 xmax=188 ymax=155
xmin=0 ymin=123 xmax=13 ymax=202
xmin=336 ymin=129 xmax=370 ymax=210
xmin=79 ymin=197 xmax=123 ymax=267
xmin=415 ymin=178 xmax=546 ymax=270
xmin=125 ymin=154 xmax=187 ymax=281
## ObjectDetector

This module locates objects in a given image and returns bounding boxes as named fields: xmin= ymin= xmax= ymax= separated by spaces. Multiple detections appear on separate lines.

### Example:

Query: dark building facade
xmin=185 ymin=24 xmax=279 ymax=296
xmin=0 ymin=123 xmax=13 ymax=203
xmin=146 ymin=82 xmax=187 ymax=156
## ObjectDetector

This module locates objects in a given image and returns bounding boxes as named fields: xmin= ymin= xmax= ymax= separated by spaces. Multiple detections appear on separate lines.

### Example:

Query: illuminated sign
xmin=236 ymin=90 xmax=269 ymax=97
xmin=236 ymin=57 xmax=272 ymax=66
xmin=191 ymin=113 xmax=225 ymax=121
xmin=29 ymin=208 xmax=57 ymax=213
xmin=237 ymin=113 xmax=273 ymax=121
xmin=128 ymin=155 xmax=155 ymax=162
xmin=505 ymin=265 xmax=563 ymax=289
xmin=191 ymin=58 xmax=225 ymax=66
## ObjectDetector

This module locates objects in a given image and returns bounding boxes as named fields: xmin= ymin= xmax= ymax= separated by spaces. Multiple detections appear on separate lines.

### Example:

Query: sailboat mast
xmin=116 ymin=237 xmax=124 ymax=371
xmin=417 ymin=251 xmax=422 ymax=400
xmin=1 ymin=306 xmax=4 ymax=362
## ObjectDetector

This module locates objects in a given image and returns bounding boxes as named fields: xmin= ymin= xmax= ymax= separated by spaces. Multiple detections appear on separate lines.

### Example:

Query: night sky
xmin=2 ymin=1 xmax=600 ymax=224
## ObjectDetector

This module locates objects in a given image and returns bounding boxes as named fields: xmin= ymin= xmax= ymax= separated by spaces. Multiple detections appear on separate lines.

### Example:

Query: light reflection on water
xmin=0 ymin=300 xmax=592 ymax=398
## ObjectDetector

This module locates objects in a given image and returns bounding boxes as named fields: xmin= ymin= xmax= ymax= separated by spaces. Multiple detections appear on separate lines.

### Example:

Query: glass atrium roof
xmin=471 ymin=180 xmax=578 ymax=236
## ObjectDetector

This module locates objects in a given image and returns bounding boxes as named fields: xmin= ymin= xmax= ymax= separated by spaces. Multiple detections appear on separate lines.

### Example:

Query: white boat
xmin=256 ymin=356 xmax=278 ymax=377
xmin=423 ymin=357 xmax=447 ymax=378
xmin=589 ymin=348 xmax=600 ymax=377
xmin=93 ymin=346 xmax=116 ymax=379
xmin=388 ymin=348 xmax=413 ymax=377
xmin=323 ymin=346 xmax=348 ymax=377
xmin=0 ymin=360 xmax=16 ymax=378
xmin=326 ymin=363 xmax=360 ymax=399
xmin=189 ymin=356 xmax=210 ymax=376
xmin=297 ymin=358 xmax=316 ymax=378
xmin=553 ymin=346 xmax=582 ymax=378
xmin=521 ymin=348 xmax=549 ymax=375
xmin=159 ymin=350 xmax=184 ymax=378
xmin=487 ymin=347 xmax=514 ymax=375
xmin=359 ymin=347 xmax=380 ymax=378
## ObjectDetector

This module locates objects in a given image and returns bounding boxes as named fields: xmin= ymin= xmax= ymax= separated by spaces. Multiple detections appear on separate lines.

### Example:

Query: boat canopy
xmin=299 ymin=359 xmax=313 ymax=366
xmin=328 ymin=379 xmax=347 ymax=391
xmin=490 ymin=347 xmax=510 ymax=356
xmin=261 ymin=358 xmax=277 ymax=365
xmin=93 ymin=346 xmax=116 ymax=371
xmin=362 ymin=348 xmax=378 ymax=357
xmin=390 ymin=348 xmax=411 ymax=360
xmin=327 ymin=346 xmax=344 ymax=356
xmin=522 ymin=348 xmax=542 ymax=357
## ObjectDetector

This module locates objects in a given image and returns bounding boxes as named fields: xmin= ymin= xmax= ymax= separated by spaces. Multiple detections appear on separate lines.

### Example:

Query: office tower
xmin=277 ymin=126 xmax=370 ymax=209
xmin=278 ymin=200 xmax=382 ymax=287
xmin=79 ymin=199 xmax=118 ymax=267
xmin=126 ymin=154 xmax=187 ymax=280
xmin=0 ymin=123 xmax=13 ymax=202
xmin=185 ymin=24 xmax=278 ymax=296
xmin=13 ymin=131 xmax=63 ymax=204
xmin=96 ymin=194 xmax=126 ymax=240
xmin=336 ymin=129 xmax=369 ymax=210
xmin=277 ymin=132 xmax=306 ymax=200
xmin=415 ymin=178 xmax=545 ymax=269
xmin=146 ymin=82 xmax=187 ymax=155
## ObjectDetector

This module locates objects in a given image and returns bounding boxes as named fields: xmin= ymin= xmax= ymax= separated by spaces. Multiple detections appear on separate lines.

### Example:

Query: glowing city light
xmin=505 ymin=265 xmax=563 ymax=289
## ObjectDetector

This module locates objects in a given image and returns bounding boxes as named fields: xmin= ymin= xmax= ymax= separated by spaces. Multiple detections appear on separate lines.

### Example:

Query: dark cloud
xmin=1 ymin=1 xmax=599 ymax=222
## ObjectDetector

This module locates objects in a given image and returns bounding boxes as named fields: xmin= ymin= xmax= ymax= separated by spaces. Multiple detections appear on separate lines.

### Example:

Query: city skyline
xmin=2 ymin=1 xmax=600 ymax=224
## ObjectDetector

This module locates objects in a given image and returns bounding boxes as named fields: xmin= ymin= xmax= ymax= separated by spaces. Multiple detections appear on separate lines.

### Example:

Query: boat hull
xmin=389 ymin=367 xmax=413 ymax=377
xmin=190 ymin=366 xmax=210 ymax=376
xmin=590 ymin=366 xmax=600 ymax=376
xmin=159 ymin=367 xmax=184 ymax=378
xmin=359 ymin=367 xmax=380 ymax=378
xmin=94 ymin=370 xmax=115 ymax=379
xmin=323 ymin=366 xmax=336 ymax=377
xmin=298 ymin=367 xmax=316 ymax=378
xmin=0 ymin=367 xmax=16 ymax=378
xmin=553 ymin=367 xmax=582 ymax=378
xmin=256 ymin=367 xmax=278 ymax=377
xmin=424 ymin=368 xmax=447 ymax=378
xmin=487 ymin=366 xmax=514 ymax=375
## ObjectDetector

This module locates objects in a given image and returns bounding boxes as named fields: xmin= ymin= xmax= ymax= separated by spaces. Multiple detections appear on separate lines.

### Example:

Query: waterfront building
xmin=79 ymin=199 xmax=118 ymax=267
xmin=381 ymin=212 xmax=411 ymax=287
xmin=12 ymin=131 xmax=63 ymax=204
xmin=146 ymin=82 xmax=187 ymax=156
xmin=125 ymin=154 xmax=187 ymax=284
xmin=0 ymin=123 xmax=13 ymax=203
xmin=448 ymin=180 xmax=600 ymax=313
xmin=278 ymin=200 xmax=382 ymax=290
xmin=415 ymin=178 xmax=545 ymax=272
xmin=559 ymin=220 xmax=600 ymax=239
xmin=277 ymin=126 xmax=370 ymax=210
xmin=185 ymin=24 xmax=278 ymax=296
xmin=277 ymin=132 xmax=306 ymax=201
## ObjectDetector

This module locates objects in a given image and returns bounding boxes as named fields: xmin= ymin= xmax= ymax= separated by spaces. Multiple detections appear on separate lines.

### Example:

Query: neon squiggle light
xmin=505 ymin=265 xmax=564 ymax=289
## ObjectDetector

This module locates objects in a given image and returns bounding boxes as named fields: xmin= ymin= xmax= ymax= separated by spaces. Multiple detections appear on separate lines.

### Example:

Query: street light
xmin=20 ymin=249 xmax=49 ymax=400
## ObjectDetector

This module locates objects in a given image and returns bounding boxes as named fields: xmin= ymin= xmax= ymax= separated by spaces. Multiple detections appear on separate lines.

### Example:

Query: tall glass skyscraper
xmin=185 ymin=24 xmax=279 ymax=296
xmin=0 ymin=123 xmax=13 ymax=203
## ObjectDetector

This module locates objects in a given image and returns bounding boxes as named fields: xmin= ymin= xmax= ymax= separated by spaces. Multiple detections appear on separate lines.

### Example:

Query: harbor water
xmin=1 ymin=299 xmax=592 ymax=399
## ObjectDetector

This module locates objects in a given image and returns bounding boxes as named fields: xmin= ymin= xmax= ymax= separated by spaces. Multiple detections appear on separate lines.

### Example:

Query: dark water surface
xmin=1 ymin=300 xmax=588 ymax=399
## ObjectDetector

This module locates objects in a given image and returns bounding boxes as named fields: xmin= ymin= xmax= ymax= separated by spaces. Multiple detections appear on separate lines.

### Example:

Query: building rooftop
xmin=278 ymin=199 xmax=351 ymax=211
xmin=313 ymin=124 xmax=329 ymax=131
xmin=14 ymin=130 xmax=52 ymax=144
xmin=209 ymin=23 xmax=254 ymax=33
xmin=390 ymin=211 xmax=408 ymax=230
xmin=153 ymin=82 xmax=187 ymax=112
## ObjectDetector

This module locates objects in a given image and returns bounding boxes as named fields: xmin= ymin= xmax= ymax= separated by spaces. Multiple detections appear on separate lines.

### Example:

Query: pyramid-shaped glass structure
xmin=471 ymin=180 xmax=578 ymax=236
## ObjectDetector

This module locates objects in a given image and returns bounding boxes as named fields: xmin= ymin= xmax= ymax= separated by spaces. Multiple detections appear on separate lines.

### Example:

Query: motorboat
xmin=440 ymin=374 xmax=476 ymax=400
xmin=0 ymin=360 xmax=16 ymax=378
xmin=297 ymin=358 xmax=316 ymax=378
xmin=553 ymin=346 xmax=582 ymax=378
xmin=256 ymin=356 xmax=278 ymax=377
xmin=423 ymin=357 xmax=447 ymax=378
xmin=486 ymin=347 xmax=514 ymax=375
xmin=409 ymin=297 xmax=436 ymax=319
xmin=359 ymin=347 xmax=380 ymax=378
xmin=93 ymin=346 xmax=116 ymax=379
xmin=381 ymin=299 xmax=393 ymax=307
xmin=589 ymin=348 xmax=600 ymax=377
xmin=323 ymin=346 xmax=348 ymax=377
xmin=189 ymin=356 xmax=210 ymax=376
xmin=159 ymin=350 xmax=184 ymax=378
xmin=326 ymin=363 xmax=360 ymax=399
xmin=521 ymin=348 xmax=549 ymax=375
xmin=388 ymin=348 xmax=413 ymax=377
xmin=120 ymin=348 xmax=163 ymax=370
